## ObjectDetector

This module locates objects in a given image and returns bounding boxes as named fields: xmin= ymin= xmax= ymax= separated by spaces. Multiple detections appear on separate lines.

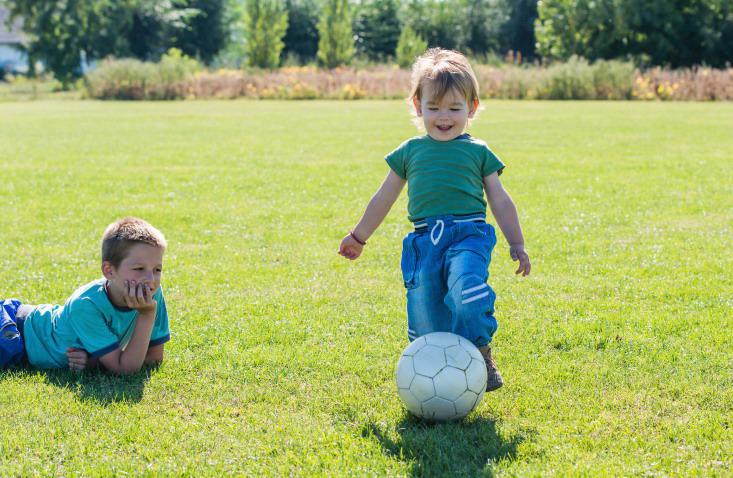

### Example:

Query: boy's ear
xmin=101 ymin=261 xmax=115 ymax=279
xmin=412 ymin=97 xmax=423 ymax=117
xmin=468 ymin=99 xmax=479 ymax=118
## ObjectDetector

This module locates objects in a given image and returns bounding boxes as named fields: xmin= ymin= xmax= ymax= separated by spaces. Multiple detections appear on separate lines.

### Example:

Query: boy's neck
xmin=426 ymin=132 xmax=469 ymax=141
xmin=103 ymin=280 xmax=133 ymax=311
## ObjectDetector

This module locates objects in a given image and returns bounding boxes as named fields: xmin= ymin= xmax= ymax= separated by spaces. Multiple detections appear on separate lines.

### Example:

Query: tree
xmin=617 ymin=0 xmax=733 ymax=67
xmin=281 ymin=0 xmax=320 ymax=63
xmin=536 ymin=0 xmax=733 ymax=67
xmin=535 ymin=0 xmax=621 ymax=61
xmin=460 ymin=0 xmax=507 ymax=56
xmin=395 ymin=24 xmax=427 ymax=68
xmin=4 ymin=0 xmax=135 ymax=86
xmin=352 ymin=0 xmax=401 ymax=61
xmin=401 ymin=0 xmax=462 ymax=50
xmin=173 ymin=0 xmax=230 ymax=64
xmin=500 ymin=0 xmax=538 ymax=60
xmin=125 ymin=0 xmax=200 ymax=61
xmin=317 ymin=0 xmax=354 ymax=67
xmin=243 ymin=0 xmax=289 ymax=68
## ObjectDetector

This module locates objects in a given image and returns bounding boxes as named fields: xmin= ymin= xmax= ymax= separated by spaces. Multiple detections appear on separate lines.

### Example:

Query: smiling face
xmin=102 ymin=243 xmax=164 ymax=308
xmin=413 ymin=86 xmax=478 ymax=142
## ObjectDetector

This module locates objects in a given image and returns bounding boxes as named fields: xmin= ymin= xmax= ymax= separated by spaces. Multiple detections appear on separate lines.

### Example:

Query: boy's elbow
xmin=115 ymin=363 xmax=143 ymax=375
xmin=102 ymin=358 xmax=143 ymax=375
xmin=144 ymin=357 xmax=163 ymax=367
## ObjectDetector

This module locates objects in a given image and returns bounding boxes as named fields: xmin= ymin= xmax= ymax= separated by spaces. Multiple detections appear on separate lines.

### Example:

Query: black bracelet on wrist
xmin=349 ymin=230 xmax=367 ymax=246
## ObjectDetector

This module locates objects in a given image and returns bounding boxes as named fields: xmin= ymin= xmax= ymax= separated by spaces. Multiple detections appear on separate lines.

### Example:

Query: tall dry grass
xmin=84 ymin=59 xmax=733 ymax=101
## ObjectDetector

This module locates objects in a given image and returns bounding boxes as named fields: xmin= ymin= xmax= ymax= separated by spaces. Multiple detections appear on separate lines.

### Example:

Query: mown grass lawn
xmin=1 ymin=99 xmax=731 ymax=476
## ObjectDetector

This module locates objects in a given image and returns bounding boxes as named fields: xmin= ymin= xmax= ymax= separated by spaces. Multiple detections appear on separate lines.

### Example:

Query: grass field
xmin=1 ymin=100 xmax=731 ymax=476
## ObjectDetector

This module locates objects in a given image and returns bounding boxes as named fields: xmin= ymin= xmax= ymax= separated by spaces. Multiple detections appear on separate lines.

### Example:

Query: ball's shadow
xmin=362 ymin=412 xmax=531 ymax=477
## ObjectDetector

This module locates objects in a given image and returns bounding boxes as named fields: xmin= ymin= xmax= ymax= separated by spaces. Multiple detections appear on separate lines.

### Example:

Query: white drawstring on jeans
xmin=430 ymin=220 xmax=445 ymax=245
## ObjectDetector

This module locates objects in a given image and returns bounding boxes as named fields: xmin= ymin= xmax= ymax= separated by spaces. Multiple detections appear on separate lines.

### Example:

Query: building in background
xmin=0 ymin=6 xmax=27 ymax=75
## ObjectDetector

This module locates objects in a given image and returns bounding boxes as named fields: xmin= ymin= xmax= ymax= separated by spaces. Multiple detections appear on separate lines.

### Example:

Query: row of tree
xmin=3 ymin=0 xmax=732 ymax=85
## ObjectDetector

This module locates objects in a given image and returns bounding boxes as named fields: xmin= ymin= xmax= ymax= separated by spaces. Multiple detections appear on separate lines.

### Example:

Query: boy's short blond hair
xmin=101 ymin=217 xmax=167 ymax=268
xmin=409 ymin=48 xmax=480 ymax=105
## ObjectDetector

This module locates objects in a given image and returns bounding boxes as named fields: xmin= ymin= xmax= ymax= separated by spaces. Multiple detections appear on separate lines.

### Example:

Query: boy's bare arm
xmin=484 ymin=173 xmax=531 ymax=276
xmin=339 ymin=170 xmax=406 ymax=260
xmin=145 ymin=344 xmax=164 ymax=365
xmin=98 ymin=282 xmax=158 ymax=374
xmin=98 ymin=313 xmax=155 ymax=374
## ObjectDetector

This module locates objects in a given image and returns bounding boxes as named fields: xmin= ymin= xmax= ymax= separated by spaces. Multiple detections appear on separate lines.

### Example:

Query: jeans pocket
xmin=453 ymin=222 xmax=496 ymax=261
xmin=400 ymin=234 xmax=420 ymax=289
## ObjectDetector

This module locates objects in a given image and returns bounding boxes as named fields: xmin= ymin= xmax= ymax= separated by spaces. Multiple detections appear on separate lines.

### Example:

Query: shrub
xmin=538 ymin=56 xmax=596 ymax=99
xmin=85 ymin=49 xmax=201 ymax=100
xmin=591 ymin=60 xmax=635 ymax=100
xmin=395 ymin=26 xmax=428 ymax=69
xmin=85 ymin=57 xmax=732 ymax=101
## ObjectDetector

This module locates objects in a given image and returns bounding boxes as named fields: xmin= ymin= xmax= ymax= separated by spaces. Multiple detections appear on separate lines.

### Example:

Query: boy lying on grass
xmin=1 ymin=217 xmax=170 ymax=374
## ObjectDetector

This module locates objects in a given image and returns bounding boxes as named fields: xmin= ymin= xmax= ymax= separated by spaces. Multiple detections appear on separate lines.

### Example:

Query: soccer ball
xmin=396 ymin=332 xmax=487 ymax=421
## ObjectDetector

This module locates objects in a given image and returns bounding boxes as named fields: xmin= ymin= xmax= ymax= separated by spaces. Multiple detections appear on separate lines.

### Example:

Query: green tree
xmin=126 ymin=0 xmax=197 ymax=61
xmin=281 ymin=0 xmax=320 ymax=63
xmin=352 ymin=0 xmax=401 ymax=61
xmin=173 ymin=0 xmax=230 ymax=64
xmin=401 ymin=0 xmax=462 ymax=50
xmin=243 ymin=0 xmax=289 ymax=68
xmin=460 ymin=0 xmax=506 ymax=56
xmin=500 ymin=0 xmax=538 ymax=60
xmin=395 ymin=24 xmax=427 ymax=68
xmin=4 ymin=0 xmax=134 ymax=86
xmin=317 ymin=0 xmax=354 ymax=67
xmin=617 ymin=0 xmax=733 ymax=67
xmin=536 ymin=0 xmax=733 ymax=67
xmin=535 ymin=0 xmax=618 ymax=61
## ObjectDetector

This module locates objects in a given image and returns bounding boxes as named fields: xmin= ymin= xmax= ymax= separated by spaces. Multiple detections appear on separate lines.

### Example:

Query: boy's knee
xmin=449 ymin=274 xmax=493 ymax=310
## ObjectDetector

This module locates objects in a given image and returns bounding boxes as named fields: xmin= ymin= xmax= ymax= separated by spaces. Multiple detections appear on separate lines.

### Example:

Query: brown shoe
xmin=479 ymin=346 xmax=504 ymax=391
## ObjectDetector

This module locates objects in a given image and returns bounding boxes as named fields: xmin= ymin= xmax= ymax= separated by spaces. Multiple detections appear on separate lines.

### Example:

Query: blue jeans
xmin=400 ymin=214 xmax=498 ymax=348
xmin=1 ymin=299 xmax=26 ymax=368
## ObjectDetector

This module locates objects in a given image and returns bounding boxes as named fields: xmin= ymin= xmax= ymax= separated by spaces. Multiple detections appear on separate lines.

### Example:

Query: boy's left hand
xmin=66 ymin=347 xmax=90 ymax=371
xmin=339 ymin=234 xmax=364 ymax=260
xmin=510 ymin=244 xmax=531 ymax=276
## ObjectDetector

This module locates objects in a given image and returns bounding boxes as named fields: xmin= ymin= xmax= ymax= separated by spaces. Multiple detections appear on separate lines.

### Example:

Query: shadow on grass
xmin=362 ymin=413 xmax=532 ymax=477
xmin=2 ymin=363 xmax=160 ymax=404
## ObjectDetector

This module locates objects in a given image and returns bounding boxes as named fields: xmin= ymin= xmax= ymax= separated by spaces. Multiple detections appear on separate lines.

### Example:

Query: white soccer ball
xmin=396 ymin=332 xmax=487 ymax=421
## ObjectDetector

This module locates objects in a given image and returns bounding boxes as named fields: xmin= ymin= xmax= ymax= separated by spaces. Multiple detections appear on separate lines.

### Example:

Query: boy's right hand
xmin=66 ymin=347 xmax=90 ymax=372
xmin=339 ymin=234 xmax=364 ymax=260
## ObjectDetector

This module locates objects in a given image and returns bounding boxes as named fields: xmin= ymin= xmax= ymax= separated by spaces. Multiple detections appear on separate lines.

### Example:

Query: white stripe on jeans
xmin=462 ymin=283 xmax=488 ymax=295
xmin=461 ymin=291 xmax=490 ymax=305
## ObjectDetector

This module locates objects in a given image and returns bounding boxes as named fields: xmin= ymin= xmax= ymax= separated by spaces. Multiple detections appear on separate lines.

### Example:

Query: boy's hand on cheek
xmin=124 ymin=281 xmax=157 ymax=314
xmin=338 ymin=235 xmax=363 ymax=260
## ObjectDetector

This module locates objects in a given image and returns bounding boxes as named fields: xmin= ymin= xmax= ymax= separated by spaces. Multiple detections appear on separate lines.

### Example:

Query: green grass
xmin=1 ymin=100 xmax=731 ymax=476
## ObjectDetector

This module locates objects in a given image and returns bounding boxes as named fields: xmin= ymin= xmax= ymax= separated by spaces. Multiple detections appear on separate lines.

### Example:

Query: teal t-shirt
xmin=385 ymin=134 xmax=505 ymax=221
xmin=22 ymin=279 xmax=170 ymax=369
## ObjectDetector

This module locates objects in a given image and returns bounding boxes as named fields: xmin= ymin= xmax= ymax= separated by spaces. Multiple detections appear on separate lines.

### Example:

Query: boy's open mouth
xmin=436 ymin=125 xmax=453 ymax=131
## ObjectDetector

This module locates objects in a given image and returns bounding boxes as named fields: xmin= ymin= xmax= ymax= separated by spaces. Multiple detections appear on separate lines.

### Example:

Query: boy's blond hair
xmin=409 ymin=48 xmax=480 ymax=106
xmin=102 ymin=217 xmax=167 ymax=267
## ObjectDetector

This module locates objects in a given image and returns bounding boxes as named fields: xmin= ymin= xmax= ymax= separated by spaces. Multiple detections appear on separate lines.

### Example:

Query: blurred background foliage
xmin=1 ymin=0 xmax=731 ymax=96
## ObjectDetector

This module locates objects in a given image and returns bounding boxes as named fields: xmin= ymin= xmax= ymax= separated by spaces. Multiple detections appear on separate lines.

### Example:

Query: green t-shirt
xmin=22 ymin=279 xmax=170 ymax=369
xmin=385 ymin=134 xmax=505 ymax=221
